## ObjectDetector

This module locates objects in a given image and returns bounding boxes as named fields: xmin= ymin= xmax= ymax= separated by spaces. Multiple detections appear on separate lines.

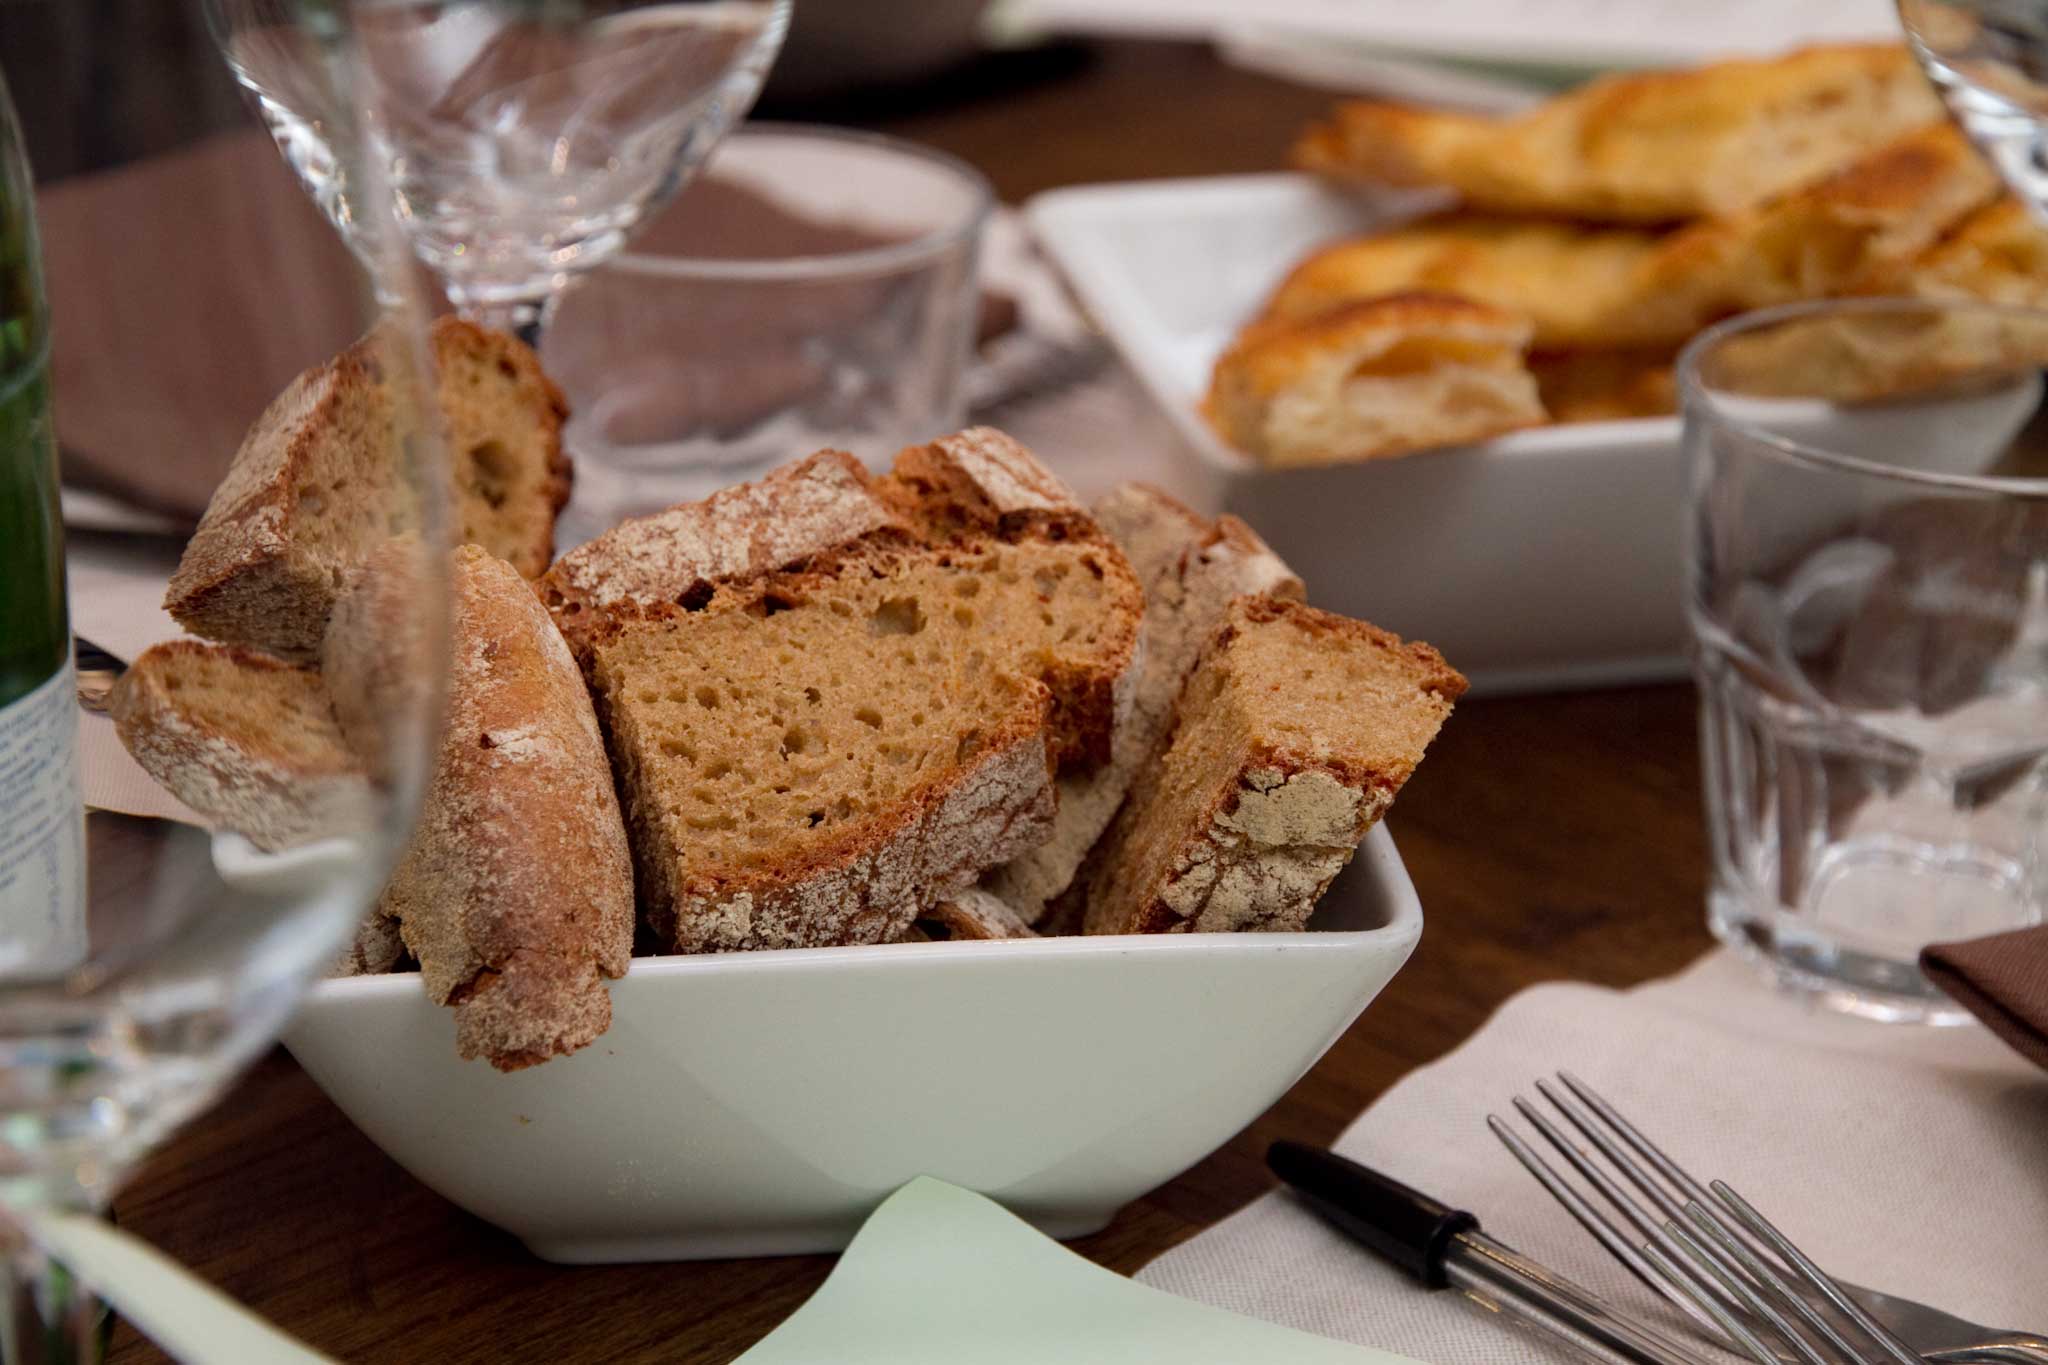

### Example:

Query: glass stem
xmin=466 ymin=294 xmax=555 ymax=353
xmin=2 ymin=1240 xmax=108 ymax=1365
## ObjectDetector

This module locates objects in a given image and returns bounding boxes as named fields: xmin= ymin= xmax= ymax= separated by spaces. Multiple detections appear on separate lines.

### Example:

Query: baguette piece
xmin=590 ymin=545 xmax=1060 ymax=954
xmin=1292 ymin=44 xmax=1941 ymax=223
xmin=111 ymin=640 xmax=374 ymax=853
xmin=1209 ymin=293 xmax=1544 ymax=465
xmin=165 ymin=318 xmax=569 ymax=660
xmin=546 ymin=428 xmax=1144 ymax=770
xmin=372 ymin=545 xmax=634 ymax=1070
xmin=1085 ymin=598 xmax=1464 ymax=936
xmin=987 ymin=485 xmax=1304 ymax=921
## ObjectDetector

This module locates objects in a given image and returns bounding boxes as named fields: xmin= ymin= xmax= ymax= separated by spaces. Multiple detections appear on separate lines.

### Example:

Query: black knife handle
xmin=1267 ymin=1141 xmax=1478 ymax=1290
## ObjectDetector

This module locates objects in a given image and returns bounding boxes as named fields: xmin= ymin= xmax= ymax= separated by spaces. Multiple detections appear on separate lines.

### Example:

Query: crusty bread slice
xmin=1085 ymin=598 xmax=1464 ymax=936
xmin=591 ymin=544 xmax=1059 ymax=954
xmin=1292 ymin=44 xmax=1941 ymax=223
xmin=371 ymin=545 xmax=634 ymax=1070
xmin=1208 ymin=293 xmax=1545 ymax=465
xmin=545 ymin=428 xmax=1145 ymax=770
xmin=539 ymin=448 xmax=911 ymax=662
xmin=165 ymin=318 xmax=569 ymax=660
xmin=111 ymin=640 xmax=374 ymax=853
xmin=987 ymin=485 xmax=1303 ymax=921
xmin=916 ymin=888 xmax=1039 ymax=941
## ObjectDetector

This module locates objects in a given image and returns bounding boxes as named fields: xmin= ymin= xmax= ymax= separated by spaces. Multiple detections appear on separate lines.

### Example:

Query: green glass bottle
xmin=0 ymin=69 xmax=85 ymax=975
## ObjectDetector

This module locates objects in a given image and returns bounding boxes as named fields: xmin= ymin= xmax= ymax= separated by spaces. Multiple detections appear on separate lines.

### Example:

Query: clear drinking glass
xmin=206 ymin=0 xmax=791 ymax=341
xmin=541 ymin=123 xmax=992 ymax=542
xmin=0 ymin=17 xmax=448 ymax=1358
xmin=1681 ymin=298 xmax=2048 ymax=1022
xmin=1899 ymin=0 xmax=2048 ymax=215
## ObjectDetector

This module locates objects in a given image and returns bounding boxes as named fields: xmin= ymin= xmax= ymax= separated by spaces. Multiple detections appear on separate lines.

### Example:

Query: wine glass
xmin=0 ymin=19 xmax=449 ymax=1359
xmin=206 ymin=0 xmax=791 ymax=345
xmin=1900 ymin=0 xmax=2048 ymax=214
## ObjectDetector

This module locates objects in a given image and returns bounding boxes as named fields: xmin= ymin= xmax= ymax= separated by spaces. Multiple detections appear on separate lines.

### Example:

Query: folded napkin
xmin=1138 ymin=950 xmax=2046 ymax=1362
xmin=1924 ymin=927 xmax=2048 ymax=1072
xmin=740 ymin=1178 xmax=1415 ymax=1364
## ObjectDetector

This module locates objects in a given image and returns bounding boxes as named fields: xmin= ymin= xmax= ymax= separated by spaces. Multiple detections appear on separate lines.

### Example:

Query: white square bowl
xmin=283 ymin=826 xmax=1421 ymax=1264
xmin=1027 ymin=173 xmax=1691 ymax=695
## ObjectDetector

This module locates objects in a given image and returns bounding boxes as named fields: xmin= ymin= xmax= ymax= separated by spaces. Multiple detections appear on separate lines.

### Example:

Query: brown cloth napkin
xmin=1922 ymin=926 xmax=2048 ymax=1072
xmin=44 ymin=130 xmax=1014 ymax=525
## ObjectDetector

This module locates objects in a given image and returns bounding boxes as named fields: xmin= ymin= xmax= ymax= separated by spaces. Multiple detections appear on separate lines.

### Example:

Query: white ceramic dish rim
xmin=1025 ymin=170 xmax=1685 ymax=477
xmin=303 ymin=831 xmax=1424 ymax=1006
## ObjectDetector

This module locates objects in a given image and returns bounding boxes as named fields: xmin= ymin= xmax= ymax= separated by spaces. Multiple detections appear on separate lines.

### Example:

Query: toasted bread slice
xmin=1267 ymin=125 xmax=1998 ymax=352
xmin=372 ymin=545 xmax=633 ymax=1070
xmin=111 ymin=640 xmax=373 ymax=853
xmin=164 ymin=318 xmax=568 ymax=660
xmin=1293 ymin=44 xmax=1941 ymax=223
xmin=1085 ymin=598 xmax=1464 ymax=935
xmin=590 ymin=544 xmax=1060 ymax=954
xmin=987 ymin=485 xmax=1304 ymax=921
xmin=1208 ymin=293 xmax=1544 ymax=465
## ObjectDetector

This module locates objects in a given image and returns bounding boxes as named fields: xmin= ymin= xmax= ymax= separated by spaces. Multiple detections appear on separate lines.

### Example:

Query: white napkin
xmin=1138 ymin=950 xmax=2048 ymax=1359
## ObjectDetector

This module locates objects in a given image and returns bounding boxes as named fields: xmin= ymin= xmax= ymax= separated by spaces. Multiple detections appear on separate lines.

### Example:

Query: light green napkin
xmin=737 ymin=1178 xmax=1426 ymax=1364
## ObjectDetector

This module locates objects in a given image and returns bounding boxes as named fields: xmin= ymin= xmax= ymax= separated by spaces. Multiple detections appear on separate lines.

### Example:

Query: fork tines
xmin=1488 ymin=1073 xmax=1922 ymax=1365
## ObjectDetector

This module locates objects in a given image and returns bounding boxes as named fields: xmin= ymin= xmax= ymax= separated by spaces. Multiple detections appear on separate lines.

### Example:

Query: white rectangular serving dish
xmin=284 ymin=826 xmax=1421 ymax=1264
xmin=1027 ymin=172 xmax=1691 ymax=695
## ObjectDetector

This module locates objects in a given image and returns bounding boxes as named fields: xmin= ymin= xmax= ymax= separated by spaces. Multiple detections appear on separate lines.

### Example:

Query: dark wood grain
xmin=105 ymin=41 xmax=1715 ymax=1364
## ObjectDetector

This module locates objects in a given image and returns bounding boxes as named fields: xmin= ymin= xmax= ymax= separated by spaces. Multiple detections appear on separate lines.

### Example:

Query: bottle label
xmin=0 ymin=663 xmax=86 ymax=976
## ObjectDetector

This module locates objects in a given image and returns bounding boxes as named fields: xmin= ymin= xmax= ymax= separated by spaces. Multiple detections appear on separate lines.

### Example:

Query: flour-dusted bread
xmin=111 ymin=639 xmax=373 ymax=853
xmin=547 ymin=429 xmax=1144 ymax=770
xmin=988 ymin=485 xmax=1304 ymax=921
xmin=590 ymin=545 xmax=1060 ymax=954
xmin=1085 ymin=597 xmax=1464 ymax=936
xmin=1293 ymin=44 xmax=1941 ymax=223
xmin=373 ymin=544 xmax=633 ymax=1070
xmin=539 ymin=448 xmax=912 ymax=662
xmin=1209 ymin=294 xmax=1545 ymax=466
xmin=165 ymin=318 xmax=569 ymax=660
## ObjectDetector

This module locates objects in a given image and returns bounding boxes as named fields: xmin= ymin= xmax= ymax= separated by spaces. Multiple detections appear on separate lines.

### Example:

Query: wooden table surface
xmin=107 ymin=40 xmax=1716 ymax=1363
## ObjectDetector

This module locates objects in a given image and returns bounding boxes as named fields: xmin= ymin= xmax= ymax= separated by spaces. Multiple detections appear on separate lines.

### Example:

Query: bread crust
xmin=166 ymin=318 xmax=567 ymax=660
xmin=111 ymin=639 xmax=373 ymax=852
xmin=918 ymin=888 xmax=1039 ymax=941
xmin=539 ymin=448 xmax=911 ymax=660
xmin=988 ymin=485 xmax=1304 ymax=921
xmin=1084 ymin=598 xmax=1464 ymax=936
xmin=375 ymin=545 xmax=634 ymax=1070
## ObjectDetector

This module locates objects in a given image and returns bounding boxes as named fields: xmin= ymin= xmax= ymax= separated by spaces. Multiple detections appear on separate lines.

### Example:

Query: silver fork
xmin=1490 ymin=1073 xmax=2048 ymax=1365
